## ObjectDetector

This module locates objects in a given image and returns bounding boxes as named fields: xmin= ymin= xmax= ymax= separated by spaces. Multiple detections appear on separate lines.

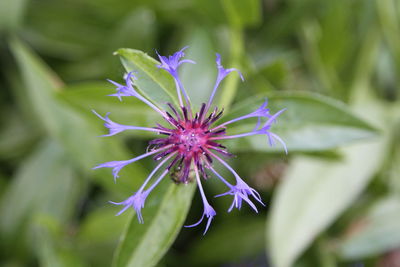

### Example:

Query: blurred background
xmin=0 ymin=0 xmax=399 ymax=266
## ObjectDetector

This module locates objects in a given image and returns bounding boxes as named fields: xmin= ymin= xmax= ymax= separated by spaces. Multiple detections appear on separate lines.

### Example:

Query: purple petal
xmin=156 ymin=46 xmax=195 ymax=75
xmin=216 ymin=53 xmax=244 ymax=82
xmin=109 ymin=191 xmax=149 ymax=223
xmin=185 ymin=214 xmax=205 ymax=228
xmin=93 ymin=146 xmax=172 ymax=182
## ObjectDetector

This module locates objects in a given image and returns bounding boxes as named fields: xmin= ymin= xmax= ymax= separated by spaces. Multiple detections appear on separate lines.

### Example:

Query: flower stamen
xmin=94 ymin=47 xmax=286 ymax=232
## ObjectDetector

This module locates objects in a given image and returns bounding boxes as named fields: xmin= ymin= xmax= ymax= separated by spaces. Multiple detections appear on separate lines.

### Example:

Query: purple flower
xmin=184 ymin=165 xmax=216 ymax=235
xmin=209 ymin=165 xmax=264 ymax=213
xmin=110 ymin=191 xmax=149 ymax=222
xmin=107 ymin=72 xmax=138 ymax=100
xmin=156 ymin=46 xmax=195 ymax=107
xmin=94 ymin=47 xmax=286 ymax=234
xmin=92 ymin=110 xmax=162 ymax=137
xmin=156 ymin=46 xmax=195 ymax=76
xmin=206 ymin=53 xmax=244 ymax=112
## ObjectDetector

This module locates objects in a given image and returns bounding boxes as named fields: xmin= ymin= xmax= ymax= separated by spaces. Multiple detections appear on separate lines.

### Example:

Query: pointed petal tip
xmin=107 ymin=93 xmax=124 ymax=101
xmin=184 ymin=215 xmax=204 ymax=228
xmin=282 ymin=144 xmax=288 ymax=155
xmin=203 ymin=216 xmax=214 ymax=235
xmin=237 ymin=70 xmax=245 ymax=81
xmin=215 ymin=53 xmax=222 ymax=66
xmin=181 ymin=59 xmax=196 ymax=65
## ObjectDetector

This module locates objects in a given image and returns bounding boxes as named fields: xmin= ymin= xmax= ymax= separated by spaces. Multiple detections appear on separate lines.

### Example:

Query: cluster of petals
xmin=93 ymin=47 xmax=286 ymax=234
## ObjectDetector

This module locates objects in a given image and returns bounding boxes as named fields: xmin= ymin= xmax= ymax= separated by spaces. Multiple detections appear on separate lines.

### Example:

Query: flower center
xmin=176 ymin=128 xmax=207 ymax=152
xmin=147 ymin=103 xmax=229 ymax=183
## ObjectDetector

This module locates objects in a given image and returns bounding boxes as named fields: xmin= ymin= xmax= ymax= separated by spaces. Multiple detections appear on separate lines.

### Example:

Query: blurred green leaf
xmin=0 ymin=140 xmax=80 ymax=240
xmin=299 ymin=1 xmax=372 ymax=99
xmin=220 ymin=0 xmax=261 ymax=28
xmin=180 ymin=28 xmax=216 ymax=107
xmin=110 ymin=8 xmax=157 ymax=52
xmin=217 ymin=28 xmax=244 ymax=109
xmin=57 ymin=82 xmax=159 ymax=138
xmin=0 ymin=0 xmax=28 ymax=30
xmin=223 ymin=92 xmax=378 ymax=153
xmin=10 ymin=37 xmax=146 ymax=195
xmin=267 ymin=96 xmax=390 ymax=267
xmin=116 ymin=48 xmax=179 ymax=109
xmin=77 ymin=207 xmax=131 ymax=267
xmin=32 ymin=215 xmax=88 ymax=267
xmin=79 ymin=207 xmax=130 ymax=245
xmin=259 ymin=59 xmax=288 ymax=89
xmin=113 ymin=181 xmax=196 ymax=267
xmin=377 ymin=0 xmax=400 ymax=76
xmin=187 ymin=217 xmax=265 ymax=266
xmin=339 ymin=196 xmax=400 ymax=260
xmin=387 ymin=119 xmax=400 ymax=193
xmin=0 ymin=108 xmax=40 ymax=160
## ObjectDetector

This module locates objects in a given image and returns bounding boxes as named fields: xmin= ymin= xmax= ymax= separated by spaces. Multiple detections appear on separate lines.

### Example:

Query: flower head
xmin=210 ymin=165 xmax=264 ymax=213
xmin=107 ymin=72 xmax=138 ymax=100
xmin=110 ymin=191 xmax=149 ymax=222
xmin=94 ymin=47 xmax=286 ymax=234
xmin=216 ymin=53 xmax=244 ymax=82
xmin=156 ymin=46 xmax=195 ymax=76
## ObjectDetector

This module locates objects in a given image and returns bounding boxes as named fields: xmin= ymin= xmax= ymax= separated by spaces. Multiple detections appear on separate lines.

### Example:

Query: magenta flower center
xmin=151 ymin=103 xmax=228 ymax=184
xmin=175 ymin=128 xmax=206 ymax=152
xmin=93 ymin=47 xmax=287 ymax=234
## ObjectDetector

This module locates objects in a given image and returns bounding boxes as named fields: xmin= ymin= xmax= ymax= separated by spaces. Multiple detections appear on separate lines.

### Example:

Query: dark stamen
xmin=167 ymin=103 xmax=181 ymax=120
xmin=153 ymin=147 xmax=178 ymax=161
xmin=182 ymin=106 xmax=189 ymax=122
xmin=198 ymin=103 xmax=206 ymax=121
xmin=206 ymin=141 xmax=226 ymax=149
xmin=210 ymin=129 xmax=226 ymax=135
xmin=199 ymin=147 xmax=212 ymax=162
xmin=167 ymin=154 xmax=183 ymax=170
xmin=208 ymin=109 xmax=224 ymax=125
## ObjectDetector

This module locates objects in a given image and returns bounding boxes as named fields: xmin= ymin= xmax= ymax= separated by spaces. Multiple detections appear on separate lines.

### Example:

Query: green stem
xmin=218 ymin=27 xmax=244 ymax=110
xmin=317 ymin=238 xmax=336 ymax=267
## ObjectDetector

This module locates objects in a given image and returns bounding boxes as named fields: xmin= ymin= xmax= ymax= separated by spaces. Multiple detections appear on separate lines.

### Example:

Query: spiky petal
xmin=185 ymin=166 xmax=216 ymax=234
xmin=94 ymin=47 xmax=287 ymax=234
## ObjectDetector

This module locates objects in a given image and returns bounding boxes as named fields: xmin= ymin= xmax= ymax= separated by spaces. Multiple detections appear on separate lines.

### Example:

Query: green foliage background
xmin=0 ymin=0 xmax=399 ymax=266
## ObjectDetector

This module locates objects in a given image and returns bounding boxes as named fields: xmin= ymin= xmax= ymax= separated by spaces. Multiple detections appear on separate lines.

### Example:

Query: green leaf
xmin=115 ymin=48 xmax=179 ymax=109
xmin=10 ymin=37 xmax=146 ymax=195
xmin=32 ymin=215 xmax=88 ymax=267
xmin=220 ymin=0 xmax=261 ymax=28
xmin=0 ymin=0 xmax=28 ymax=30
xmin=57 ymin=82 xmax=159 ymax=138
xmin=339 ymin=196 xmax=400 ymax=260
xmin=377 ymin=0 xmax=400 ymax=75
xmin=77 ymin=207 xmax=131 ymax=267
xmin=223 ymin=92 xmax=378 ymax=153
xmin=0 ymin=108 xmax=40 ymax=160
xmin=112 ymin=180 xmax=196 ymax=267
xmin=187 ymin=217 xmax=265 ymax=266
xmin=180 ymin=28 xmax=216 ymax=107
xmin=217 ymin=28 xmax=244 ymax=109
xmin=267 ymin=97 xmax=390 ymax=267
xmin=0 ymin=140 xmax=80 ymax=240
